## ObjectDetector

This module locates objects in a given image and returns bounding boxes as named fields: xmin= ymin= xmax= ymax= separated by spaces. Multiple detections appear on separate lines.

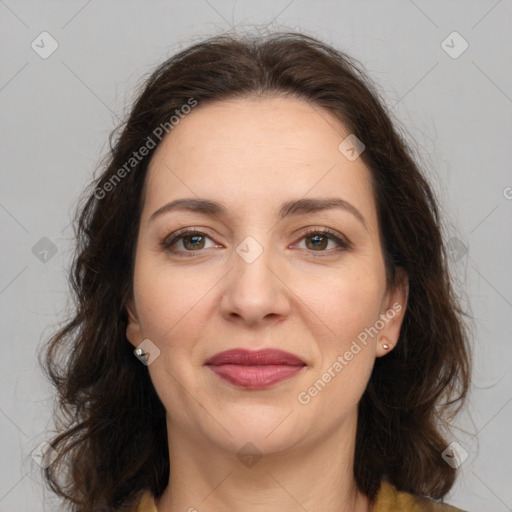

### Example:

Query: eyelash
xmin=160 ymin=227 xmax=351 ymax=258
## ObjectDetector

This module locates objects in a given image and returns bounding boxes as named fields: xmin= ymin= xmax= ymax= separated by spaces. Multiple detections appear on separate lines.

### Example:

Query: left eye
xmin=295 ymin=231 xmax=348 ymax=251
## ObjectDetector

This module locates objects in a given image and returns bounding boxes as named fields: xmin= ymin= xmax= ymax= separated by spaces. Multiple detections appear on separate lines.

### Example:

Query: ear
xmin=376 ymin=267 xmax=408 ymax=357
xmin=125 ymin=297 xmax=143 ymax=348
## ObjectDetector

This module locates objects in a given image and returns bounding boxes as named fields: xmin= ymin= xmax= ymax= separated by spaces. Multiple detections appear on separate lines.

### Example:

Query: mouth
xmin=204 ymin=348 xmax=306 ymax=390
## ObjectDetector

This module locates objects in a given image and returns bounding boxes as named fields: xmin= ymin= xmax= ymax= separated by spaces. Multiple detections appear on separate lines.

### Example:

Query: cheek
xmin=296 ymin=270 xmax=381 ymax=416
xmin=296 ymin=262 xmax=384 ymax=344
xmin=132 ymin=261 xmax=212 ymax=416
xmin=319 ymin=265 xmax=385 ymax=390
xmin=133 ymin=258 xmax=214 ymax=342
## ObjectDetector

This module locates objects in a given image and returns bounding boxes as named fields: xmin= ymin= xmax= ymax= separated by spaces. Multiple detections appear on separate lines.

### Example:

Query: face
xmin=126 ymin=96 xmax=407 ymax=457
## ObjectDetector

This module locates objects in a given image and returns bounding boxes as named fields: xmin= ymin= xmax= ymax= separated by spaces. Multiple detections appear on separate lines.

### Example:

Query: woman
xmin=41 ymin=31 xmax=471 ymax=511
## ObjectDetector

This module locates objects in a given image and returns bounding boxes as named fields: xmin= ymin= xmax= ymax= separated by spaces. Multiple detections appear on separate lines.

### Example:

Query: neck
xmin=155 ymin=414 xmax=372 ymax=512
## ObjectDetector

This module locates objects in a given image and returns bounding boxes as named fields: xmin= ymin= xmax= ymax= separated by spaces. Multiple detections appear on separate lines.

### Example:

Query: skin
xmin=126 ymin=96 xmax=408 ymax=512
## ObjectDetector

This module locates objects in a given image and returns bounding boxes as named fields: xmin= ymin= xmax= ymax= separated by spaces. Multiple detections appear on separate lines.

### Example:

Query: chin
xmin=205 ymin=404 xmax=309 ymax=455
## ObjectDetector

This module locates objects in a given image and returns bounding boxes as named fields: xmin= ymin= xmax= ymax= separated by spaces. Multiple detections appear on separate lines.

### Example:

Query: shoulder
xmin=373 ymin=479 xmax=467 ymax=512
xmin=131 ymin=490 xmax=157 ymax=512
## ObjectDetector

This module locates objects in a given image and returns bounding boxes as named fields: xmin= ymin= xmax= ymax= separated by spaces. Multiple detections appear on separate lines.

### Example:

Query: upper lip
xmin=205 ymin=348 xmax=305 ymax=366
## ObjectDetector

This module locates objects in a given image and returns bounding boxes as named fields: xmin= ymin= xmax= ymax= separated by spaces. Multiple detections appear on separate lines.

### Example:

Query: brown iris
xmin=183 ymin=234 xmax=205 ymax=250
xmin=306 ymin=234 xmax=328 ymax=250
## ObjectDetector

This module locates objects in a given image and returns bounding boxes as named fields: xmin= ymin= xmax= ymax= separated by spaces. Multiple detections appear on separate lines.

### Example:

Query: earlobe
xmin=378 ymin=335 xmax=394 ymax=356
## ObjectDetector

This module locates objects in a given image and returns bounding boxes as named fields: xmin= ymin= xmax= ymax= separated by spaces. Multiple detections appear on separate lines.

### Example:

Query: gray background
xmin=1 ymin=1 xmax=511 ymax=511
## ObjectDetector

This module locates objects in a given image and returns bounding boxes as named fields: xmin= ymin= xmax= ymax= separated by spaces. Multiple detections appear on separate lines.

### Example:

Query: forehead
xmin=143 ymin=96 xmax=376 ymax=225
xmin=151 ymin=95 xmax=349 ymax=165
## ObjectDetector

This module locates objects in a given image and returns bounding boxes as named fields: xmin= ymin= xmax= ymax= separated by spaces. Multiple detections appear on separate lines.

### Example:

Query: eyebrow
xmin=149 ymin=197 xmax=368 ymax=230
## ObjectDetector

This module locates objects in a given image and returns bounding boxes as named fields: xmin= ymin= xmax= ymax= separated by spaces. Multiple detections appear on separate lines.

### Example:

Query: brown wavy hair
xmin=40 ymin=30 xmax=471 ymax=511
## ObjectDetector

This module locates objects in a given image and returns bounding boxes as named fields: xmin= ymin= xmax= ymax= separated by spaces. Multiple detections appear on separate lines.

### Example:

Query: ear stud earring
xmin=381 ymin=336 xmax=393 ymax=350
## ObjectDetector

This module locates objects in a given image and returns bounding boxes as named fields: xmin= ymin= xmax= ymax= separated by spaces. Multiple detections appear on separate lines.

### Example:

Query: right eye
xmin=161 ymin=229 xmax=221 ymax=256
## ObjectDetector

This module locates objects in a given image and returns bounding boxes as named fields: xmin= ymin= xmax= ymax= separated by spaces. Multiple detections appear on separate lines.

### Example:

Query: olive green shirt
xmin=133 ymin=480 xmax=466 ymax=511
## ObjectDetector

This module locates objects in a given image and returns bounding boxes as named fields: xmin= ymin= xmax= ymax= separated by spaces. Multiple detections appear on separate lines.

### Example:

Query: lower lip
xmin=207 ymin=364 xmax=305 ymax=389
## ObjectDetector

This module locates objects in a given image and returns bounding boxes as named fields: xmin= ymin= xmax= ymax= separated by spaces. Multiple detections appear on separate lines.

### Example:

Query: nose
xmin=220 ymin=241 xmax=291 ymax=328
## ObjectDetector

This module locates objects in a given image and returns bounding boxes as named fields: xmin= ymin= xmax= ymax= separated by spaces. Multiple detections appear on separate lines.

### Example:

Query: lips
xmin=205 ymin=348 xmax=306 ymax=389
